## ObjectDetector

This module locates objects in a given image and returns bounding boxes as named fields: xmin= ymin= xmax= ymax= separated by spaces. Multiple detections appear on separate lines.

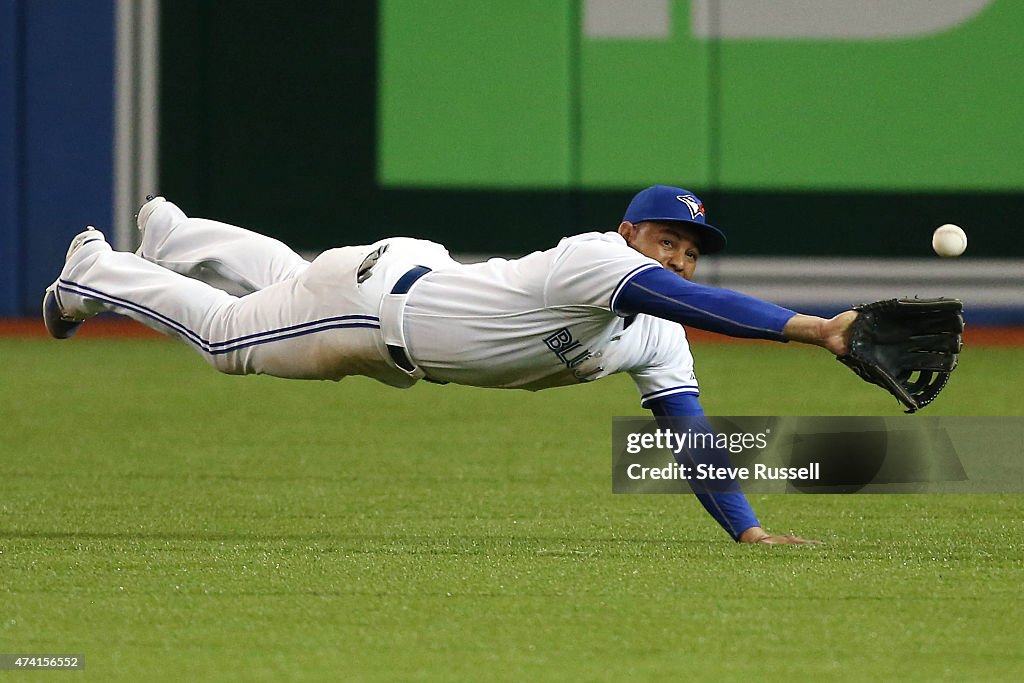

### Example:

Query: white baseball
xmin=932 ymin=224 xmax=967 ymax=258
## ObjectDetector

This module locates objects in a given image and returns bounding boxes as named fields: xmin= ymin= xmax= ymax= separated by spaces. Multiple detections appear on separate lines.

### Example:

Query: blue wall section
xmin=0 ymin=0 xmax=20 ymax=315
xmin=19 ymin=0 xmax=115 ymax=314
xmin=0 ymin=0 xmax=115 ymax=316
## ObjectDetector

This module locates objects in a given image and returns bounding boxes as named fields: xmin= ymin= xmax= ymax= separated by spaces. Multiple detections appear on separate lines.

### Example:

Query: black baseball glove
xmin=837 ymin=298 xmax=964 ymax=413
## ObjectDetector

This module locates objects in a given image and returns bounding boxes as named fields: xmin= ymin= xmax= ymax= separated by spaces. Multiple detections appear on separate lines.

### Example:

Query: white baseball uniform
xmin=55 ymin=200 xmax=698 ymax=406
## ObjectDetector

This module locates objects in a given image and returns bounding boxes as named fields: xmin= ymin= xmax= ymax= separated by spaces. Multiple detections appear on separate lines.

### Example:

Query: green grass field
xmin=2 ymin=337 xmax=1022 ymax=681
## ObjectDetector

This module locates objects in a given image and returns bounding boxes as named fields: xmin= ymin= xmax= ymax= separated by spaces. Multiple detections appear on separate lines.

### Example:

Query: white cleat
xmin=42 ymin=227 xmax=109 ymax=339
xmin=136 ymin=195 xmax=166 ymax=235
xmin=64 ymin=225 xmax=107 ymax=262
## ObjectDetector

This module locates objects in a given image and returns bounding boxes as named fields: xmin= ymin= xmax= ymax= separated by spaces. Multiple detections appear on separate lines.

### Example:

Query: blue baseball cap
xmin=622 ymin=185 xmax=727 ymax=254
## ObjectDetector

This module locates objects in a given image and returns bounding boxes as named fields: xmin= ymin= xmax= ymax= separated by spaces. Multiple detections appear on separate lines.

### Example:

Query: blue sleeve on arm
xmin=647 ymin=393 xmax=761 ymax=542
xmin=614 ymin=266 xmax=796 ymax=340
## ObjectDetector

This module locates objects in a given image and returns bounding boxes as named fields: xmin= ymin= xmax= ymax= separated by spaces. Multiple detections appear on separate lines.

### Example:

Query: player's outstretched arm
xmin=615 ymin=267 xmax=794 ymax=340
xmin=738 ymin=526 xmax=821 ymax=545
xmin=615 ymin=267 xmax=859 ymax=356
xmin=782 ymin=311 xmax=859 ymax=356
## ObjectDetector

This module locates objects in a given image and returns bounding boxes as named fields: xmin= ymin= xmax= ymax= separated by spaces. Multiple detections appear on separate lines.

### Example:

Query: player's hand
xmin=819 ymin=310 xmax=859 ymax=356
xmin=783 ymin=311 xmax=858 ymax=356
xmin=738 ymin=526 xmax=822 ymax=545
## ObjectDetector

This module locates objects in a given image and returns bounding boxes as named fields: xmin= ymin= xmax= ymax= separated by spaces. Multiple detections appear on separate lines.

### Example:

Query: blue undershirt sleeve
xmin=613 ymin=266 xmax=796 ymax=340
xmin=647 ymin=393 xmax=761 ymax=542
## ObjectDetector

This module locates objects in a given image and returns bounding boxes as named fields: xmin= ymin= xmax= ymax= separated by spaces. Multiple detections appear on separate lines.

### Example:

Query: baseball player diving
xmin=42 ymin=185 xmax=963 ymax=544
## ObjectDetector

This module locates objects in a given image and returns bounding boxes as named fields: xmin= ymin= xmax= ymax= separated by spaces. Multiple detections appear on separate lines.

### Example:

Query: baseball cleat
xmin=136 ymin=195 xmax=166 ymax=234
xmin=42 ymin=227 xmax=109 ymax=339
xmin=42 ymin=288 xmax=82 ymax=339
xmin=63 ymin=226 xmax=107 ymax=262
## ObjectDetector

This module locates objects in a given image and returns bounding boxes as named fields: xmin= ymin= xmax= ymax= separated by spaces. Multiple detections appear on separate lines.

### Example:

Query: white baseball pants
xmin=56 ymin=201 xmax=450 ymax=387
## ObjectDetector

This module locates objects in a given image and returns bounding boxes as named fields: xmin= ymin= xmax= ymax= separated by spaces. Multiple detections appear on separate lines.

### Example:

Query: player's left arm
xmin=782 ymin=311 xmax=859 ymax=356
xmin=615 ymin=267 xmax=856 ymax=355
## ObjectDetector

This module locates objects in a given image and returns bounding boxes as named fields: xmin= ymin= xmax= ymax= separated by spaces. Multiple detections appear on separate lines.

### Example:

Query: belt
xmin=391 ymin=264 xmax=432 ymax=296
xmin=383 ymin=265 xmax=434 ymax=377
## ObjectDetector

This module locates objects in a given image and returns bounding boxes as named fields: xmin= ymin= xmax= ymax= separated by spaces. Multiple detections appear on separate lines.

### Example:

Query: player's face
xmin=617 ymin=221 xmax=700 ymax=280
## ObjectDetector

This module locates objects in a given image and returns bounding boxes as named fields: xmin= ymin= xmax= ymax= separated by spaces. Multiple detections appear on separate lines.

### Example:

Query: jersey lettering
xmin=543 ymin=328 xmax=593 ymax=369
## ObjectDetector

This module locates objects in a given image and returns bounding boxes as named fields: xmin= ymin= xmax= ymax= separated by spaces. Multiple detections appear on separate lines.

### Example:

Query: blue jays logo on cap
xmin=622 ymin=185 xmax=727 ymax=254
xmin=676 ymin=194 xmax=705 ymax=221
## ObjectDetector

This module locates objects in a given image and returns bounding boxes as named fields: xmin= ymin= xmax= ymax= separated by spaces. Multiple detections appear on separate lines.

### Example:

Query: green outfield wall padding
xmin=160 ymin=1 xmax=1023 ymax=256
xmin=379 ymin=0 xmax=1023 ymax=191
xmin=379 ymin=0 xmax=576 ymax=188
xmin=578 ymin=0 xmax=711 ymax=188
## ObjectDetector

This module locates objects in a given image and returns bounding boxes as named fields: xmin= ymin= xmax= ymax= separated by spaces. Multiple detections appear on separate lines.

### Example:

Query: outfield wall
xmin=159 ymin=0 xmax=1024 ymax=259
xmin=0 ymin=0 xmax=116 ymax=317
xmin=155 ymin=0 xmax=1023 ymax=326
xmin=380 ymin=0 xmax=1022 ymax=192
xmin=1 ymin=1 xmax=1021 ymax=320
